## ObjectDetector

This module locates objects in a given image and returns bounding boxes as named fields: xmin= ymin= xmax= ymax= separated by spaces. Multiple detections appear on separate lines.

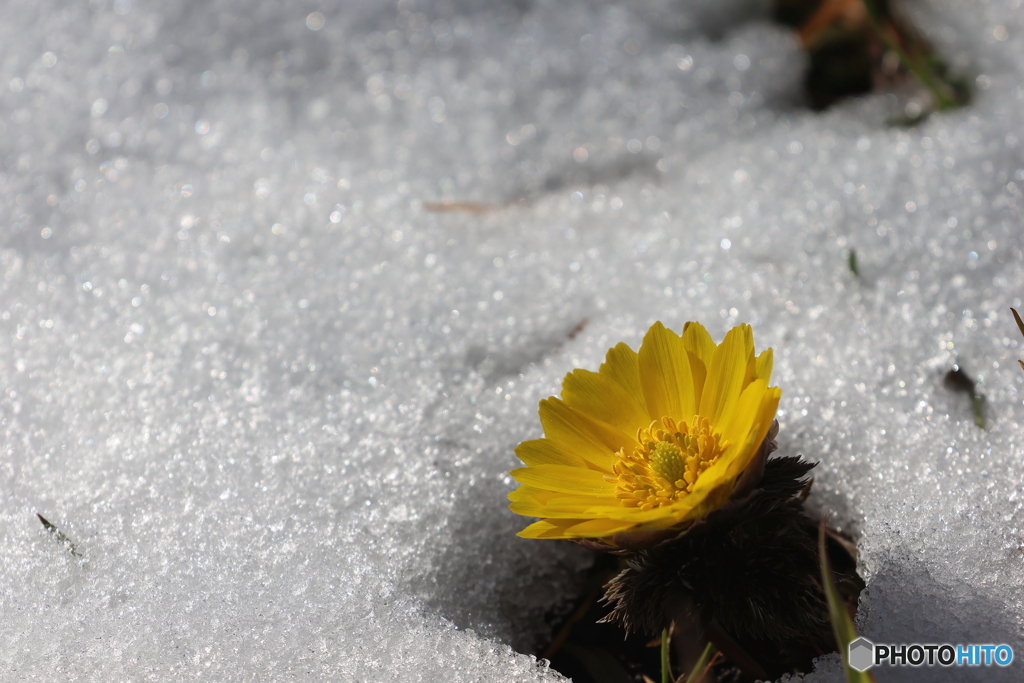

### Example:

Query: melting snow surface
xmin=2 ymin=0 xmax=1024 ymax=680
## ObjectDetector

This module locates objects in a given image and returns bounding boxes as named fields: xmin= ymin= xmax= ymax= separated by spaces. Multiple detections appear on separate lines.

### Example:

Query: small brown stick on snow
xmin=423 ymin=200 xmax=497 ymax=215
xmin=1012 ymin=308 xmax=1024 ymax=371
xmin=797 ymin=0 xmax=867 ymax=48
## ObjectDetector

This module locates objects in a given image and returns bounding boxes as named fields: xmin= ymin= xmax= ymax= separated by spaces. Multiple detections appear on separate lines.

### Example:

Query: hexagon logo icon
xmin=848 ymin=637 xmax=875 ymax=672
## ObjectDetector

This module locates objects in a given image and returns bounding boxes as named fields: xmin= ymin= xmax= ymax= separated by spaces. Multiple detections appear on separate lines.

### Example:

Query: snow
xmin=2 ymin=0 xmax=1024 ymax=680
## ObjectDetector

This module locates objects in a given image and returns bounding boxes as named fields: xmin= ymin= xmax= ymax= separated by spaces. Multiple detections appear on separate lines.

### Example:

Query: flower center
xmin=607 ymin=415 xmax=726 ymax=512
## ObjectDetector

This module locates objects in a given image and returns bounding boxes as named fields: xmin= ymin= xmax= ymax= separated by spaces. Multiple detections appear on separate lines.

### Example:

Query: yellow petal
xmin=517 ymin=495 xmax=630 ymax=518
xmin=755 ymin=347 xmax=773 ymax=384
xmin=721 ymin=387 xmax=780 ymax=480
xmin=682 ymin=321 xmax=716 ymax=364
xmin=722 ymin=420 xmax=766 ymax=481
xmin=560 ymin=367 xmax=650 ymax=436
xmin=762 ymin=386 xmax=782 ymax=425
xmin=692 ymin=387 xmax=779 ymax=495
xmin=516 ymin=517 xmax=636 ymax=540
xmin=508 ymin=485 xmax=563 ymax=506
xmin=514 ymin=438 xmax=587 ymax=468
xmin=517 ymin=518 xmax=581 ymax=539
xmin=510 ymin=464 xmax=616 ymax=495
xmin=638 ymin=321 xmax=695 ymax=421
xmin=682 ymin=322 xmax=715 ymax=411
xmin=509 ymin=485 xmax=618 ymax=512
xmin=599 ymin=342 xmax=647 ymax=413
xmin=510 ymin=497 xmax=559 ymax=517
xmin=719 ymin=378 xmax=767 ymax=447
xmin=562 ymin=517 xmax=637 ymax=538
xmin=598 ymin=501 xmax=697 ymax=525
xmin=559 ymin=504 xmax=676 ymax=522
xmin=538 ymin=398 xmax=624 ymax=471
xmin=695 ymin=433 xmax=765 ymax=499
xmin=699 ymin=324 xmax=751 ymax=424
xmin=644 ymin=502 xmax=706 ymax=528
xmin=569 ymin=410 xmax=638 ymax=459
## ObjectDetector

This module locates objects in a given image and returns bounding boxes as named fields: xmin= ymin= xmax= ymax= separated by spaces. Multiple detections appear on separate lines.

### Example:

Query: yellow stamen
xmin=611 ymin=416 xmax=728 ymax=509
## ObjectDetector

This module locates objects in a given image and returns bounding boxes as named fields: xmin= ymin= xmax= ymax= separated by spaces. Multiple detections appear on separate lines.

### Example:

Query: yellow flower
xmin=509 ymin=321 xmax=781 ymax=545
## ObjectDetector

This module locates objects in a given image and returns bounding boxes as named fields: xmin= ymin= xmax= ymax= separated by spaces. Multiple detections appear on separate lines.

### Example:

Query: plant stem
xmin=859 ymin=0 xmax=959 ymax=110
xmin=660 ymin=628 xmax=671 ymax=683
xmin=683 ymin=642 xmax=718 ymax=683
xmin=972 ymin=394 xmax=985 ymax=429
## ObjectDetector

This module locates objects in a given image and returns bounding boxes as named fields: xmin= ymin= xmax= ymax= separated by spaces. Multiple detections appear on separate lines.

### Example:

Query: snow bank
xmin=2 ymin=0 xmax=1023 ymax=680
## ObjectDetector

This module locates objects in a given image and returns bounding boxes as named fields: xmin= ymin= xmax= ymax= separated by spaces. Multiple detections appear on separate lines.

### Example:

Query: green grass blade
xmin=859 ymin=0 xmax=962 ymax=111
xmin=819 ymin=518 xmax=874 ymax=683
xmin=683 ymin=641 xmax=717 ymax=683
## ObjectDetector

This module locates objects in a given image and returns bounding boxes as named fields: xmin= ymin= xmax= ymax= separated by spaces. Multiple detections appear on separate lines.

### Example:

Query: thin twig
xmin=660 ymin=627 xmax=671 ymax=683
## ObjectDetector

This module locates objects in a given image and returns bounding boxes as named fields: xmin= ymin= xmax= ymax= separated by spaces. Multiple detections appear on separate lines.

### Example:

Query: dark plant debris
xmin=774 ymin=0 xmax=969 ymax=114
xmin=568 ymin=318 xmax=590 ymax=340
xmin=537 ymin=460 xmax=865 ymax=682
xmin=37 ymin=513 xmax=84 ymax=558
xmin=943 ymin=365 xmax=985 ymax=429
xmin=846 ymin=249 xmax=859 ymax=277
xmin=539 ymin=545 xmax=857 ymax=682
xmin=540 ymin=553 xmax=663 ymax=683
